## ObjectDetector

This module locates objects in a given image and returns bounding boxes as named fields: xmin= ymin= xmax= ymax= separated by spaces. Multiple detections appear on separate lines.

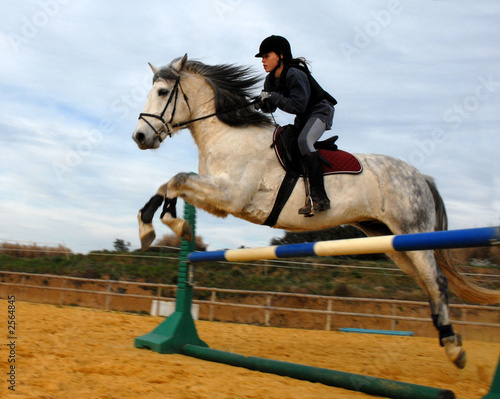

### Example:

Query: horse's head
xmin=133 ymin=54 xmax=192 ymax=149
xmin=133 ymin=54 xmax=273 ymax=150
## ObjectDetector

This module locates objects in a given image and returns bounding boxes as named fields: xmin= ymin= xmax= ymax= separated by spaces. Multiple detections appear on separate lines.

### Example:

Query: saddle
xmin=271 ymin=125 xmax=363 ymax=176
xmin=263 ymin=125 xmax=363 ymax=227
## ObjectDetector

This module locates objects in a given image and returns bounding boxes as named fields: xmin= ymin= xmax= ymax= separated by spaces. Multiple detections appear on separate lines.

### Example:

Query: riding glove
xmin=254 ymin=90 xmax=272 ymax=110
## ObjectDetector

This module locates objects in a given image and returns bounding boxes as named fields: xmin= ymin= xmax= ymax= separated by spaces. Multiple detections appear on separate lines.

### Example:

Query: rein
xmin=138 ymin=77 xmax=258 ymax=143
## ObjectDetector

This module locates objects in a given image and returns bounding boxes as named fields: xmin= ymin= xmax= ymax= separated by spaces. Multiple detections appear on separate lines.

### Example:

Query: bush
xmin=0 ymin=242 xmax=72 ymax=258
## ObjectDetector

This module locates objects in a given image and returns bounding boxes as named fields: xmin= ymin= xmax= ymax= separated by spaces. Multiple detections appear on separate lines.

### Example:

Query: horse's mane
xmin=154 ymin=58 xmax=274 ymax=128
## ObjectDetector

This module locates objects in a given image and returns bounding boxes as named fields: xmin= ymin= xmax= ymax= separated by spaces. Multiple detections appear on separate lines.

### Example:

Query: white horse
xmin=132 ymin=55 xmax=499 ymax=368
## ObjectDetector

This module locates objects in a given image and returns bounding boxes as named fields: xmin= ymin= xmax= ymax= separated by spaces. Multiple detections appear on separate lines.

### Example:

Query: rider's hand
xmin=254 ymin=91 xmax=272 ymax=110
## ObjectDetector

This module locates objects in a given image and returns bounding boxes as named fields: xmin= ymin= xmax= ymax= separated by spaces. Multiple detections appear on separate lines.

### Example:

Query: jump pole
xmin=182 ymin=344 xmax=454 ymax=399
xmin=188 ymin=226 xmax=500 ymax=263
xmin=136 ymin=202 xmax=499 ymax=398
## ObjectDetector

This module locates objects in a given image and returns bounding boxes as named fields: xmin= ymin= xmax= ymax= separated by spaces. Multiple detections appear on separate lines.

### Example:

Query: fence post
xmin=105 ymin=280 xmax=112 ymax=310
xmin=391 ymin=304 xmax=396 ymax=331
xmin=60 ymin=277 xmax=66 ymax=306
xmin=461 ymin=308 xmax=467 ymax=340
xmin=326 ymin=299 xmax=332 ymax=331
xmin=209 ymin=290 xmax=216 ymax=322
xmin=19 ymin=275 xmax=26 ymax=301
xmin=135 ymin=201 xmax=208 ymax=353
xmin=265 ymin=295 xmax=272 ymax=326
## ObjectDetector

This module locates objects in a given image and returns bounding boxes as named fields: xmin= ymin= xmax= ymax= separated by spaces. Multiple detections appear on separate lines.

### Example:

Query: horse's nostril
xmin=135 ymin=132 xmax=145 ymax=143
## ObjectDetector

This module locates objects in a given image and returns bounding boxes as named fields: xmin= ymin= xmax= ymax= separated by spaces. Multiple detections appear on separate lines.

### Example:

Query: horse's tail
xmin=426 ymin=176 xmax=500 ymax=305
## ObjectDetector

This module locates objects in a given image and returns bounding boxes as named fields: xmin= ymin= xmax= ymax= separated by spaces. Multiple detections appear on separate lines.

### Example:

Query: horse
xmin=132 ymin=54 xmax=500 ymax=369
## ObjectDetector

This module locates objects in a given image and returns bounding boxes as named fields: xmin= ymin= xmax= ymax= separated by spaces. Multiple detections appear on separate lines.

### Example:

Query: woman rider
xmin=255 ymin=35 xmax=337 ymax=216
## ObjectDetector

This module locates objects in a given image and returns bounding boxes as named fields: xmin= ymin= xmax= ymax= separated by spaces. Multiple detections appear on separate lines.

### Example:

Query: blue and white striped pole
xmin=188 ymin=226 xmax=500 ymax=263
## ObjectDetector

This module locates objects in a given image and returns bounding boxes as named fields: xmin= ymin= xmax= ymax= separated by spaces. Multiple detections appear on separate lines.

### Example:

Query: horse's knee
xmin=169 ymin=172 xmax=191 ymax=191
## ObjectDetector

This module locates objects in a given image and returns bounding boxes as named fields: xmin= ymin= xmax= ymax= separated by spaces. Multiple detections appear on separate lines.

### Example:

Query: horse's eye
xmin=158 ymin=88 xmax=169 ymax=97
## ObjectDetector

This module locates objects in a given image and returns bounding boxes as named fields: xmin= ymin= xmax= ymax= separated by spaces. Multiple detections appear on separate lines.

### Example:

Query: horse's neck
xmin=186 ymin=87 xmax=269 ymax=153
xmin=183 ymin=76 xmax=275 ymax=172
xmin=190 ymin=118 xmax=272 ymax=158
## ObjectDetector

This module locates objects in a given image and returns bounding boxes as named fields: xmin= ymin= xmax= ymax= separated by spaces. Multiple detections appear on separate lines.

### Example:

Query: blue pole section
xmin=392 ymin=227 xmax=499 ymax=251
xmin=188 ymin=226 xmax=499 ymax=263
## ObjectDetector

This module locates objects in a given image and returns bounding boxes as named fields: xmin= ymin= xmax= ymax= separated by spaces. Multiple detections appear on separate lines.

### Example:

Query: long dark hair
xmin=284 ymin=56 xmax=311 ymax=72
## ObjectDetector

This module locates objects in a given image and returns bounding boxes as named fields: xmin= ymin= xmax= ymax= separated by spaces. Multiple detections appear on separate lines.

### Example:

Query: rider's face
xmin=261 ymin=52 xmax=280 ymax=73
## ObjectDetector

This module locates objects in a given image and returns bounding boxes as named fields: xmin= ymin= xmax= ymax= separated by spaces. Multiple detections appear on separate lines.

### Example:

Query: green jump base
xmin=134 ymin=200 xmax=208 ymax=354
xmin=482 ymin=357 xmax=500 ymax=399
xmin=182 ymin=344 xmax=455 ymax=399
xmin=134 ymin=310 xmax=207 ymax=354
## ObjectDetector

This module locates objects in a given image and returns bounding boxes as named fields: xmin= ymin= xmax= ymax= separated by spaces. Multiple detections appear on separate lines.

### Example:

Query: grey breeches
xmin=297 ymin=117 xmax=327 ymax=155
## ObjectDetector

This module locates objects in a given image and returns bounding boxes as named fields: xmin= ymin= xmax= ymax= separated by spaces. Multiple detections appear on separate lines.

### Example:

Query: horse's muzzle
xmin=132 ymin=131 xmax=156 ymax=150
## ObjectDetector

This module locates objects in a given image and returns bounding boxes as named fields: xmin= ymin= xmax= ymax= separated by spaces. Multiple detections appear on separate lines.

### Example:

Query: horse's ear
xmin=180 ymin=53 xmax=188 ymax=69
xmin=172 ymin=54 xmax=188 ymax=73
xmin=148 ymin=62 xmax=158 ymax=74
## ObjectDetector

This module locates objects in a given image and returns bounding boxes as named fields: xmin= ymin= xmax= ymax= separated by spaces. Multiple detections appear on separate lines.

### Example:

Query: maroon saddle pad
xmin=272 ymin=125 xmax=363 ymax=176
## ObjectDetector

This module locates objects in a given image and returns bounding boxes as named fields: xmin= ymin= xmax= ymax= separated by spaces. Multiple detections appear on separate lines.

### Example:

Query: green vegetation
xmin=0 ymin=251 xmax=181 ymax=284
xmin=1 ymin=239 xmax=498 ymax=303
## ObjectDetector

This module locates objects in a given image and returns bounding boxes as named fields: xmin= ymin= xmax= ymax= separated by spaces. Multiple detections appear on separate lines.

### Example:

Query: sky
xmin=0 ymin=1 xmax=499 ymax=254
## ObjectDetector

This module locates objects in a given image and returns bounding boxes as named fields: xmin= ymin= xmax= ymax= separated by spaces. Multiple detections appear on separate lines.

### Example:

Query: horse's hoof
xmin=442 ymin=335 xmax=467 ymax=369
xmin=453 ymin=350 xmax=467 ymax=369
xmin=140 ymin=230 xmax=156 ymax=251
xmin=161 ymin=214 xmax=193 ymax=242
xmin=138 ymin=213 xmax=156 ymax=251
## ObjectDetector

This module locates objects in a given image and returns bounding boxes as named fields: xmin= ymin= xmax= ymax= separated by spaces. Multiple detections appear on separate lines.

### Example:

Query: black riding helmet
xmin=255 ymin=35 xmax=293 ymax=62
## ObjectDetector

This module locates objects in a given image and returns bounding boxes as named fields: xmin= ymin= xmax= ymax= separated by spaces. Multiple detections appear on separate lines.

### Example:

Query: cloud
xmin=0 ymin=1 xmax=498 ymax=254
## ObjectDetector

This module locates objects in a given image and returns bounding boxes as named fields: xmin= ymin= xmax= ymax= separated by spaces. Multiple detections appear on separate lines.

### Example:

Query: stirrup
xmin=298 ymin=196 xmax=314 ymax=217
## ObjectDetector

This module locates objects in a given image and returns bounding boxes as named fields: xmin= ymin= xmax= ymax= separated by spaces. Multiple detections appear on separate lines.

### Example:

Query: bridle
xmin=138 ymin=76 xmax=259 ymax=144
xmin=138 ymin=77 xmax=189 ymax=143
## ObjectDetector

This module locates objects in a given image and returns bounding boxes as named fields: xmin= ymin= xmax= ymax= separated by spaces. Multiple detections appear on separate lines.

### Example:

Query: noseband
xmin=138 ymin=76 xmax=259 ymax=144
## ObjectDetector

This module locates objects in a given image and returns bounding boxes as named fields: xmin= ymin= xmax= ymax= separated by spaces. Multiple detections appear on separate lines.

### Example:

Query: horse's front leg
xmin=166 ymin=171 xmax=259 ymax=216
xmin=159 ymin=196 xmax=193 ymax=242
xmin=137 ymin=180 xmax=193 ymax=250
xmin=138 ymin=191 xmax=165 ymax=250
xmin=159 ymin=169 xmax=262 ymax=243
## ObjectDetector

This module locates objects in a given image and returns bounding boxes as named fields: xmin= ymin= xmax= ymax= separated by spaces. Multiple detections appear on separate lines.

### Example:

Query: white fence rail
xmin=1 ymin=271 xmax=499 ymax=338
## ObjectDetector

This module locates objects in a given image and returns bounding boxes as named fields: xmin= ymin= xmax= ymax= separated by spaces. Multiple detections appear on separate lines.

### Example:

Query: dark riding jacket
xmin=261 ymin=64 xmax=336 ymax=130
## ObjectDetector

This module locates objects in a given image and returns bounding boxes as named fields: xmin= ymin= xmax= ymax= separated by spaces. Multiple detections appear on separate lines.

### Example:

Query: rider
xmin=255 ymin=35 xmax=337 ymax=216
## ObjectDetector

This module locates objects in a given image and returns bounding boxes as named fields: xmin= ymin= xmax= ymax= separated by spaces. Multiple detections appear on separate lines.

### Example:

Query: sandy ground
xmin=1 ymin=300 xmax=498 ymax=399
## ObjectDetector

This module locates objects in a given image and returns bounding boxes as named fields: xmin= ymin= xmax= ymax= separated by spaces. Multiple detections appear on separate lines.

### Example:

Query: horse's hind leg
xmin=392 ymin=250 xmax=466 ymax=368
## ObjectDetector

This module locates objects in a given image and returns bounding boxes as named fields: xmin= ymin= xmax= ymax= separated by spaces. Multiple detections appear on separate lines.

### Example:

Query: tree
xmin=113 ymin=239 xmax=131 ymax=252
xmin=155 ymin=234 xmax=208 ymax=252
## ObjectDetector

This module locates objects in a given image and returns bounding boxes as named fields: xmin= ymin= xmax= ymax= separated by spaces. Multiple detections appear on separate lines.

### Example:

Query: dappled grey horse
xmin=132 ymin=55 xmax=500 ymax=368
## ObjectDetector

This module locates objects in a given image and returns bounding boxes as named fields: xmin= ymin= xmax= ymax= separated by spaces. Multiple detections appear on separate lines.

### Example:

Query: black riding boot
xmin=298 ymin=152 xmax=331 ymax=216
